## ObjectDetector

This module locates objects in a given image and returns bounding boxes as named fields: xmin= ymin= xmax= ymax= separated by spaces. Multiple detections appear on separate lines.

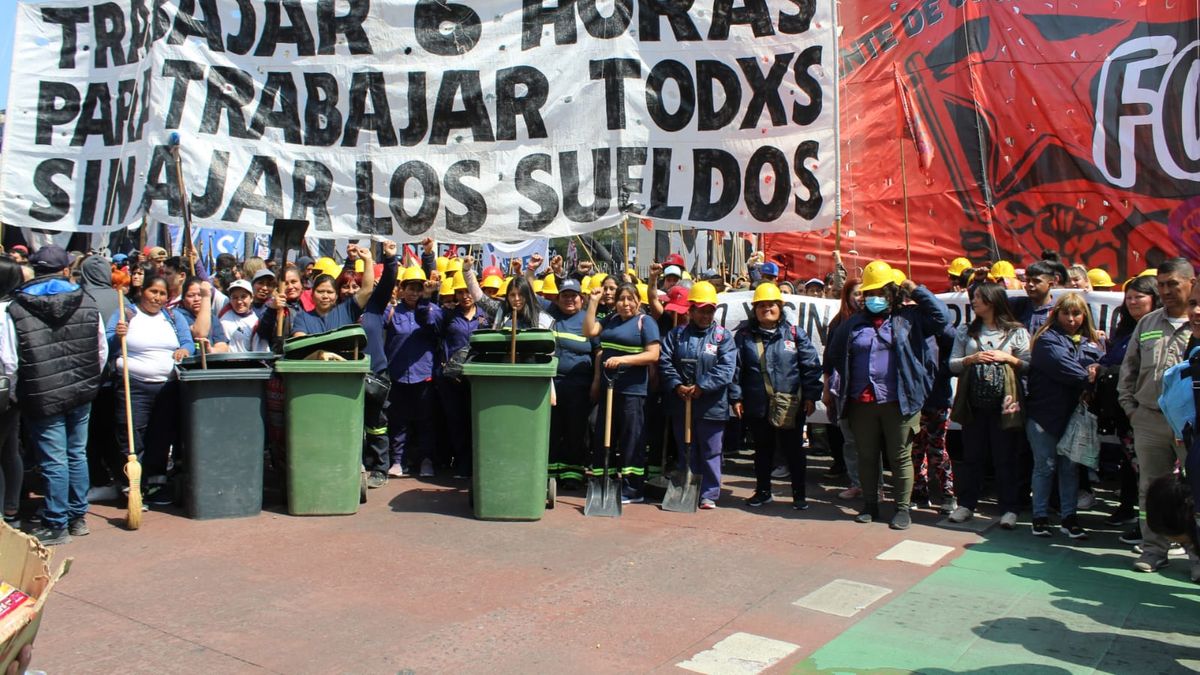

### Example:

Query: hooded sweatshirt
xmin=78 ymin=255 xmax=121 ymax=327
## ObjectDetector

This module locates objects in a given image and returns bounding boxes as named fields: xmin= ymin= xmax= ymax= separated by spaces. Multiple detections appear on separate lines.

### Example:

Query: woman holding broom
xmin=107 ymin=275 xmax=194 ymax=508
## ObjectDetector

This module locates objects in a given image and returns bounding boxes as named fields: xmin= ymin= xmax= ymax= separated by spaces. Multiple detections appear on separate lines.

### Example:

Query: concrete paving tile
xmin=792 ymin=579 xmax=892 ymax=618
xmin=875 ymin=540 xmax=955 ymax=566
xmin=676 ymin=632 xmax=799 ymax=674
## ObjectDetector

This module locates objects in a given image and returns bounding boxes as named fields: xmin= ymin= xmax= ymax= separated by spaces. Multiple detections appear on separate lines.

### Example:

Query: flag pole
xmin=899 ymin=119 xmax=912 ymax=278
xmin=622 ymin=215 xmax=630 ymax=277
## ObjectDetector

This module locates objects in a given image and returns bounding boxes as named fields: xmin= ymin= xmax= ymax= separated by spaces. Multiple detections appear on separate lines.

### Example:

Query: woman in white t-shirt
xmin=106 ymin=275 xmax=194 ymax=505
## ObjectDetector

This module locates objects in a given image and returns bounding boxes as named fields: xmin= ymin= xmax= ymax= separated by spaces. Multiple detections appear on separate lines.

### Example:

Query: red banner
xmin=767 ymin=0 xmax=1198 ymax=286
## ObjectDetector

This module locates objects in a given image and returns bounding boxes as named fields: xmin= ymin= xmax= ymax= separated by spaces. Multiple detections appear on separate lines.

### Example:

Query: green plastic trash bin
xmin=463 ymin=329 xmax=559 ymax=521
xmin=275 ymin=326 xmax=369 ymax=516
xmin=177 ymin=352 xmax=275 ymax=519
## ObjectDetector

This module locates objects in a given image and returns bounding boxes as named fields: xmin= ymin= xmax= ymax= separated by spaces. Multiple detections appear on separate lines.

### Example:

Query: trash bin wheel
xmin=547 ymin=477 xmax=556 ymax=509
xmin=359 ymin=471 xmax=368 ymax=504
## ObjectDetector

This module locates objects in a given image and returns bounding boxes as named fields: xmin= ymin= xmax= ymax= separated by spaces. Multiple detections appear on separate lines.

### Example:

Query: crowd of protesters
xmin=0 ymin=239 xmax=1197 ymax=586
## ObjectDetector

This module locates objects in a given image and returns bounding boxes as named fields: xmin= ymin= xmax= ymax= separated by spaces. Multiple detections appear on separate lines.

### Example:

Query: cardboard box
xmin=0 ymin=523 xmax=70 ymax=672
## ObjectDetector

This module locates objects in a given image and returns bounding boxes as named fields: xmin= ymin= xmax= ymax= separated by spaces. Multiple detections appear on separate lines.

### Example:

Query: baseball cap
xmin=664 ymin=285 xmax=690 ymax=313
xmin=297 ymin=256 xmax=315 ymax=269
xmin=760 ymin=262 xmax=780 ymax=276
xmin=30 ymin=245 xmax=71 ymax=271
xmin=663 ymin=253 xmax=685 ymax=268
xmin=10 ymin=245 xmax=28 ymax=255
xmin=228 ymin=279 xmax=254 ymax=295
xmin=559 ymin=278 xmax=582 ymax=295
xmin=805 ymin=277 xmax=825 ymax=287
xmin=702 ymin=268 xmax=720 ymax=280
xmin=252 ymin=268 xmax=276 ymax=282
xmin=112 ymin=253 xmax=128 ymax=265
xmin=147 ymin=246 xmax=168 ymax=261
xmin=663 ymin=265 xmax=683 ymax=278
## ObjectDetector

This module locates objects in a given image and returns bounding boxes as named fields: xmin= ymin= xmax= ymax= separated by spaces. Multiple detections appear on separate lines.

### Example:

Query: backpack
xmin=967 ymin=334 xmax=1011 ymax=411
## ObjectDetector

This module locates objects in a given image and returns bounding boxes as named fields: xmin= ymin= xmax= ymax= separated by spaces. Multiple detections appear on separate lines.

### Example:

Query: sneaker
xmin=1031 ymin=518 xmax=1053 ymax=537
xmin=999 ymin=512 xmax=1018 ymax=530
xmin=1104 ymin=508 xmax=1139 ymax=526
xmin=1076 ymin=491 xmax=1096 ymax=511
xmin=854 ymin=505 xmax=879 ymax=524
xmin=68 ymin=517 xmax=89 ymax=536
xmin=699 ymin=498 xmax=717 ymax=510
xmin=419 ymin=459 xmax=435 ymax=478
xmin=2 ymin=515 xmax=19 ymax=531
xmin=1119 ymin=527 xmax=1143 ymax=546
xmin=28 ymin=526 xmax=69 ymax=546
xmin=1060 ymin=515 xmax=1088 ymax=539
xmin=910 ymin=495 xmax=931 ymax=510
xmin=745 ymin=491 xmax=774 ymax=507
xmin=1133 ymin=553 xmax=1169 ymax=573
xmin=838 ymin=486 xmax=863 ymax=501
xmin=621 ymin=495 xmax=645 ymax=505
xmin=86 ymin=484 xmax=120 ymax=503
xmin=940 ymin=496 xmax=959 ymax=514
xmin=770 ymin=465 xmax=790 ymax=479
xmin=792 ymin=495 xmax=809 ymax=511
xmin=144 ymin=482 xmax=174 ymax=507
xmin=1170 ymin=542 xmax=1188 ymax=557
xmin=948 ymin=506 xmax=973 ymax=523
xmin=823 ymin=465 xmax=847 ymax=478
xmin=366 ymin=471 xmax=388 ymax=489
xmin=889 ymin=508 xmax=912 ymax=530
xmin=387 ymin=464 xmax=407 ymax=478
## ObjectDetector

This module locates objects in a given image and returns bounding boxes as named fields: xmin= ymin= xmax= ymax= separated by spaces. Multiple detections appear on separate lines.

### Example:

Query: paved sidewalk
xmin=23 ymin=469 xmax=1200 ymax=673
xmin=801 ymin=527 xmax=1200 ymax=673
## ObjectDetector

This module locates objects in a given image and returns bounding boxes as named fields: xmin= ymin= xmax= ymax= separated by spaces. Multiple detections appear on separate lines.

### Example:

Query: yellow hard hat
xmin=688 ymin=281 xmax=718 ymax=305
xmin=445 ymin=258 xmax=463 ymax=276
xmin=592 ymin=273 xmax=608 ymax=286
xmin=947 ymin=257 xmax=972 ymax=277
xmin=435 ymin=256 xmax=449 ymax=275
xmin=498 ymin=277 xmax=511 ymax=296
xmin=354 ymin=258 xmax=365 ymax=273
xmin=540 ymin=274 xmax=558 ymax=295
xmin=580 ymin=276 xmax=592 ymax=293
xmin=1087 ymin=268 xmax=1115 ymax=289
xmin=481 ymin=275 xmax=503 ymax=291
xmin=681 ymin=270 xmax=692 ymax=280
xmin=637 ymin=283 xmax=649 ymax=304
xmin=891 ymin=268 xmax=907 ymax=285
xmin=989 ymin=260 xmax=1016 ymax=280
xmin=452 ymin=275 xmax=468 ymax=292
xmin=860 ymin=260 xmax=895 ymax=292
xmin=400 ymin=266 xmax=427 ymax=283
xmin=1138 ymin=268 xmax=1158 ymax=278
xmin=752 ymin=282 xmax=783 ymax=304
xmin=533 ymin=279 xmax=543 ymax=294
xmin=439 ymin=276 xmax=455 ymax=297
xmin=314 ymin=257 xmax=339 ymax=278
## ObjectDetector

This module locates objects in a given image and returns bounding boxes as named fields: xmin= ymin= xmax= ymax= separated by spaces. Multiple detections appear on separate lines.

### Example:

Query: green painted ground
xmin=798 ymin=528 xmax=1200 ymax=674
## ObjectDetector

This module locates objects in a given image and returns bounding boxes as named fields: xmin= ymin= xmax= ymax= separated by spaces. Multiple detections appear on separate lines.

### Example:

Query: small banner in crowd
xmin=0 ymin=0 xmax=838 ymax=242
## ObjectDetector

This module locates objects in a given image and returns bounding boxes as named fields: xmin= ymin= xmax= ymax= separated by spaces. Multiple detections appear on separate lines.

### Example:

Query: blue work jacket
xmin=658 ymin=322 xmax=737 ymax=421
xmin=731 ymin=320 xmax=823 ymax=420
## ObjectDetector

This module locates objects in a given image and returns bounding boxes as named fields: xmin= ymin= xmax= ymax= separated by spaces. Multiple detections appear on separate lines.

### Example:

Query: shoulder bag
xmin=756 ymin=330 xmax=800 ymax=429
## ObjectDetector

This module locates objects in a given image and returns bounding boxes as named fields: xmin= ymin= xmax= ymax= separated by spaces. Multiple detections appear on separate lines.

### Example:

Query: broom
xmin=117 ymin=291 xmax=142 ymax=529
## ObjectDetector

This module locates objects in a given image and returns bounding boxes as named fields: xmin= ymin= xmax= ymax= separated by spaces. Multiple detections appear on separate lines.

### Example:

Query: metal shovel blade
xmin=584 ymin=476 xmax=622 ymax=517
xmin=661 ymin=468 xmax=699 ymax=513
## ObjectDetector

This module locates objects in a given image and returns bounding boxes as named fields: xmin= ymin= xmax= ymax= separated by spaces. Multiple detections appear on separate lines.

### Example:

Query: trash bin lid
xmin=282 ymin=325 xmax=367 ymax=361
xmin=469 ymin=329 xmax=556 ymax=356
xmin=178 ymin=351 xmax=277 ymax=369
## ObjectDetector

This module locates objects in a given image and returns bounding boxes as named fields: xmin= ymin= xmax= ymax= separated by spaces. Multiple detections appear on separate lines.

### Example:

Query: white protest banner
xmin=484 ymin=239 xmax=549 ymax=274
xmin=0 ymin=0 xmax=839 ymax=243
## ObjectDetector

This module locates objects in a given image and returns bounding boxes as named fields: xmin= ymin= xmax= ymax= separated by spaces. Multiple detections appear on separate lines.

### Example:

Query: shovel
xmin=662 ymin=361 xmax=700 ymax=513
xmin=662 ymin=397 xmax=700 ymax=512
xmin=584 ymin=370 xmax=623 ymax=517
